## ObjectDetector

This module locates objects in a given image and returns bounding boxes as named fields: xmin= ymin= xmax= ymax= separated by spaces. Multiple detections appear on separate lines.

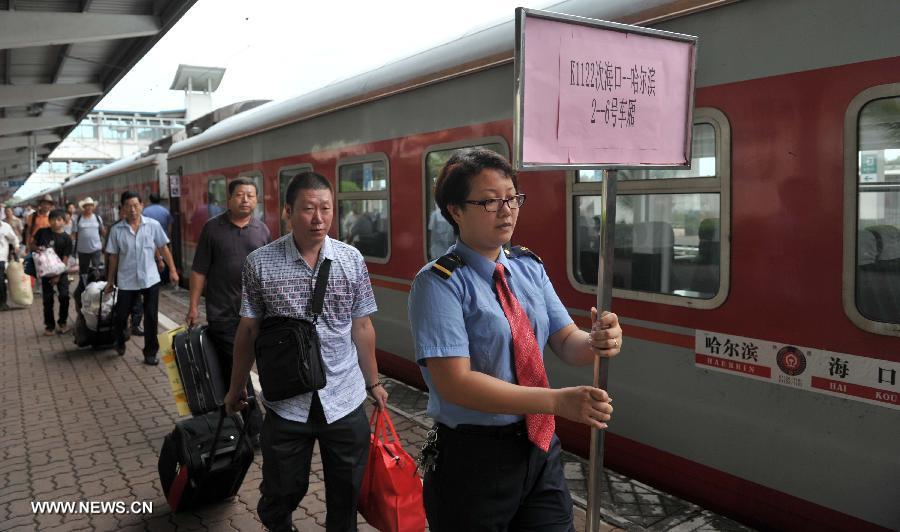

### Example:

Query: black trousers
xmin=206 ymin=319 xmax=263 ymax=438
xmin=41 ymin=275 xmax=70 ymax=331
xmin=77 ymin=251 xmax=102 ymax=275
xmin=258 ymin=395 xmax=369 ymax=532
xmin=114 ymin=283 xmax=159 ymax=356
xmin=0 ymin=261 xmax=6 ymax=305
xmin=423 ymin=424 xmax=574 ymax=532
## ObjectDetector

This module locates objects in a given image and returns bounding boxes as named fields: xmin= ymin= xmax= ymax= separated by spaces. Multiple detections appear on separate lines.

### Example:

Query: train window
xmin=574 ymin=124 xmax=716 ymax=183
xmin=207 ymin=177 xmax=227 ymax=221
xmin=423 ymin=138 xmax=510 ymax=261
xmin=568 ymin=109 xmax=731 ymax=309
xmin=848 ymin=91 xmax=900 ymax=329
xmin=237 ymin=172 xmax=265 ymax=222
xmin=278 ymin=164 xmax=313 ymax=236
xmin=336 ymin=154 xmax=390 ymax=262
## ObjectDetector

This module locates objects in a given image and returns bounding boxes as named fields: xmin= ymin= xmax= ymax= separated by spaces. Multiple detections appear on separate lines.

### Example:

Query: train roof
xmin=168 ymin=0 xmax=732 ymax=160
xmin=63 ymin=153 xmax=165 ymax=190
xmin=12 ymin=186 xmax=62 ymax=206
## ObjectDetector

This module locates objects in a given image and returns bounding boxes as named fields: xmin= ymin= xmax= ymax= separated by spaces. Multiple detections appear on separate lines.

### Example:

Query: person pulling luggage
xmin=187 ymin=177 xmax=270 ymax=443
xmin=105 ymin=191 xmax=178 ymax=365
xmin=224 ymin=172 xmax=388 ymax=532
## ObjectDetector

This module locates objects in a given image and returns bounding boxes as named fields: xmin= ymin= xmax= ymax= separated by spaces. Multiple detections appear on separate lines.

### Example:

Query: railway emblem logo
xmin=776 ymin=346 xmax=807 ymax=376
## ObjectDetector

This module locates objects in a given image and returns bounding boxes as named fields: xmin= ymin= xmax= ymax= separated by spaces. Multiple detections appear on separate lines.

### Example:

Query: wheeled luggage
xmin=74 ymin=278 xmax=125 ymax=349
xmin=158 ymin=403 xmax=255 ymax=512
xmin=172 ymin=326 xmax=227 ymax=416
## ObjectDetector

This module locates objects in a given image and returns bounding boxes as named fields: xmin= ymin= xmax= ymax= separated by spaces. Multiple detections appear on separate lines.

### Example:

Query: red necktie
xmin=493 ymin=263 xmax=554 ymax=452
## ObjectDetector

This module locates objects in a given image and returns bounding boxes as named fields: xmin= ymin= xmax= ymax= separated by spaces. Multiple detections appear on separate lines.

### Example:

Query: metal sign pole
xmin=586 ymin=169 xmax=617 ymax=532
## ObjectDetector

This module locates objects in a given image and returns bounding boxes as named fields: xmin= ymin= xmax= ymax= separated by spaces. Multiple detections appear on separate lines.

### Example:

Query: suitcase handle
xmin=206 ymin=397 xmax=256 ymax=473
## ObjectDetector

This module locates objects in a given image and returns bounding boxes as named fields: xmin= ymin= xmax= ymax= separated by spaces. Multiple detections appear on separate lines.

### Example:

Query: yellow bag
xmin=6 ymin=259 xmax=33 ymax=306
xmin=158 ymin=326 xmax=190 ymax=416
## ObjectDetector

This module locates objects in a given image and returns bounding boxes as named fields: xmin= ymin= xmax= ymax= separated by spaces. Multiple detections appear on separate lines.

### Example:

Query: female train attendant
xmin=408 ymin=148 xmax=623 ymax=531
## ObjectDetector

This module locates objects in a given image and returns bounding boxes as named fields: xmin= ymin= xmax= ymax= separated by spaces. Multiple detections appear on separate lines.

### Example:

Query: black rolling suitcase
xmin=74 ymin=283 xmax=126 ymax=349
xmin=172 ymin=326 xmax=226 ymax=415
xmin=158 ymin=403 xmax=255 ymax=511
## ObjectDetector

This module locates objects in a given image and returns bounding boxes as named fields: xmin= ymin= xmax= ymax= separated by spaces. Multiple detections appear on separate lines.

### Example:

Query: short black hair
xmin=149 ymin=193 xmax=161 ymax=204
xmin=229 ymin=177 xmax=258 ymax=197
xmin=48 ymin=208 xmax=66 ymax=221
xmin=65 ymin=202 xmax=76 ymax=209
xmin=285 ymin=172 xmax=333 ymax=210
xmin=433 ymin=148 xmax=517 ymax=235
xmin=120 ymin=191 xmax=140 ymax=206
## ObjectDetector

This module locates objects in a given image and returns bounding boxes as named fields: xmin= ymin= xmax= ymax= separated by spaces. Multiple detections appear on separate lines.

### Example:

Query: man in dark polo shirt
xmin=187 ymin=177 xmax=270 ymax=439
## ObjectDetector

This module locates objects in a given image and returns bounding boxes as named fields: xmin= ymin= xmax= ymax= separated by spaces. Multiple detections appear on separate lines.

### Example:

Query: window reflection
xmin=424 ymin=142 xmax=506 ymax=260
xmin=339 ymin=199 xmax=388 ymax=258
xmin=573 ymin=193 xmax=721 ymax=299
xmin=856 ymin=96 xmax=900 ymax=324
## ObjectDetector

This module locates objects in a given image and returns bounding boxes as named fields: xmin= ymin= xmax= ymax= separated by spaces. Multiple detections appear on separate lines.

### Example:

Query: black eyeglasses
xmin=464 ymin=193 xmax=526 ymax=212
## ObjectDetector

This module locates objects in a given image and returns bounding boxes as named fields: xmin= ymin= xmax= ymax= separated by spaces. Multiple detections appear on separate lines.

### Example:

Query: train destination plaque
xmin=514 ymin=9 xmax=697 ymax=170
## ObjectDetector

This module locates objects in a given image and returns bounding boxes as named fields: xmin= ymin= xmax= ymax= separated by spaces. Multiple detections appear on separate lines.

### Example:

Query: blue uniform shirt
xmin=408 ymin=239 xmax=573 ymax=427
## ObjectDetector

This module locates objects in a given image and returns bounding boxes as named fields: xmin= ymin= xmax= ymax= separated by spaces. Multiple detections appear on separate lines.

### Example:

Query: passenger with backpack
xmin=72 ymin=197 xmax=106 ymax=275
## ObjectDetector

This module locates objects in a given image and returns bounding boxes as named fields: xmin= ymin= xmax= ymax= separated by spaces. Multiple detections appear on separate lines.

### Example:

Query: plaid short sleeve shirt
xmin=241 ymin=234 xmax=378 ymax=423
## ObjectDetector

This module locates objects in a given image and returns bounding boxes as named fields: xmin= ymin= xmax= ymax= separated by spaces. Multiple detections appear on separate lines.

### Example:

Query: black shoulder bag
xmin=254 ymin=259 xmax=331 ymax=401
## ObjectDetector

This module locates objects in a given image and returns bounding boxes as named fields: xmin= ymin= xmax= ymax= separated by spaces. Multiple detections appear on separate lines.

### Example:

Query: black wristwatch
xmin=365 ymin=382 xmax=382 ymax=392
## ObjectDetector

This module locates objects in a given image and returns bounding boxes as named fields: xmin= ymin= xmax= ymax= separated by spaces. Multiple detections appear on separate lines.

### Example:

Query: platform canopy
xmin=0 ymin=0 xmax=198 ymax=195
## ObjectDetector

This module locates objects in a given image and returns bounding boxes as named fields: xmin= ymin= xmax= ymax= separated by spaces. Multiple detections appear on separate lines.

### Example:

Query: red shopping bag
xmin=358 ymin=408 xmax=426 ymax=532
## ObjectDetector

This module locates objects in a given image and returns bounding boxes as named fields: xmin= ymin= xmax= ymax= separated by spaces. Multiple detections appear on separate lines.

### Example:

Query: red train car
xmin=164 ymin=0 xmax=900 ymax=529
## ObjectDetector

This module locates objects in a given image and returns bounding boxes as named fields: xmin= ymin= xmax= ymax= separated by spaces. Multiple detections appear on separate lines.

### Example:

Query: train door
xmin=167 ymin=166 xmax=183 ymax=281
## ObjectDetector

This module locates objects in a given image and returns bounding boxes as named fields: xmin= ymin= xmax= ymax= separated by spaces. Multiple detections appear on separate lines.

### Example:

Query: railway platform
xmin=0 ymin=285 xmax=754 ymax=531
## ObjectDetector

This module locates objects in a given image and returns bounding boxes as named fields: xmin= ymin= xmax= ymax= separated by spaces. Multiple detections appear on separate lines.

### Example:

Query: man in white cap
xmin=72 ymin=197 xmax=106 ymax=275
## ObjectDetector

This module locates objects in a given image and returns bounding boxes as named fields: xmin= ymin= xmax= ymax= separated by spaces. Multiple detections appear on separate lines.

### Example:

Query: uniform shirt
xmin=142 ymin=203 xmax=173 ymax=236
xmin=192 ymin=212 xmax=271 ymax=323
xmin=33 ymin=228 xmax=73 ymax=261
xmin=0 ymin=220 xmax=20 ymax=263
xmin=408 ymin=239 xmax=573 ymax=428
xmin=240 ymin=234 xmax=378 ymax=424
xmin=105 ymin=216 xmax=169 ymax=290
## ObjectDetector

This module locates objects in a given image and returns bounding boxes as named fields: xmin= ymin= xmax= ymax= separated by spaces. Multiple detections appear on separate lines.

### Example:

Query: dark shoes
xmin=0 ymin=303 xmax=9 ymax=311
xmin=116 ymin=343 xmax=126 ymax=356
xmin=130 ymin=326 xmax=144 ymax=337
xmin=143 ymin=354 xmax=159 ymax=366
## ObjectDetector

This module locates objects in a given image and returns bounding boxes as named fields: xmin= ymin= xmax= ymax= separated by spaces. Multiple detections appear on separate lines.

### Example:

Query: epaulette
xmin=430 ymin=253 xmax=465 ymax=280
xmin=505 ymin=245 xmax=543 ymax=264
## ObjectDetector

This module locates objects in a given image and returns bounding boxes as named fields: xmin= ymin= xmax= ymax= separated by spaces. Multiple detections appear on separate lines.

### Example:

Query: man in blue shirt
xmin=142 ymin=193 xmax=174 ymax=286
xmin=142 ymin=193 xmax=172 ymax=236
xmin=105 ymin=191 xmax=178 ymax=365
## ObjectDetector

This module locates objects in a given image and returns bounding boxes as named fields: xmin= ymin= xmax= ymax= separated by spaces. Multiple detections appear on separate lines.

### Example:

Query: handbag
xmin=34 ymin=247 xmax=67 ymax=278
xmin=359 ymin=408 xmax=426 ymax=532
xmin=254 ymin=259 xmax=331 ymax=401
